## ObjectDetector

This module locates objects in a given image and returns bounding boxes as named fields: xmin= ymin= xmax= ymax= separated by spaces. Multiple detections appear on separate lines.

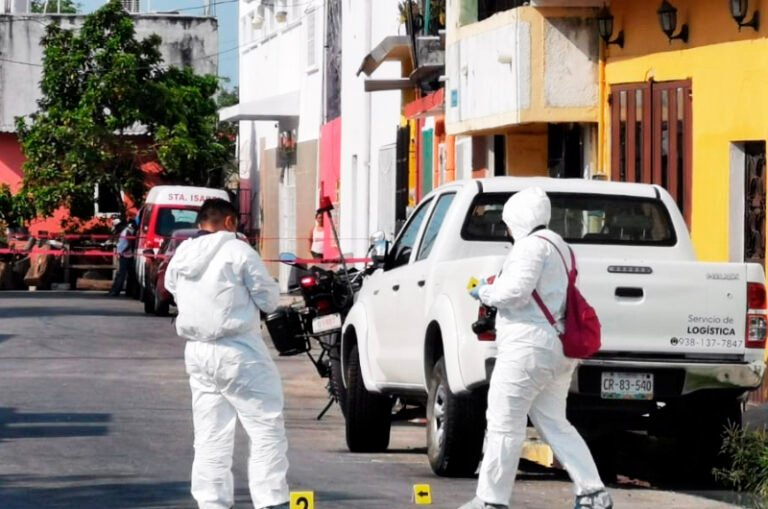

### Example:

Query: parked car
xmin=134 ymin=185 xmax=231 ymax=300
xmin=143 ymin=229 xmax=198 ymax=316
xmin=340 ymin=177 xmax=767 ymax=480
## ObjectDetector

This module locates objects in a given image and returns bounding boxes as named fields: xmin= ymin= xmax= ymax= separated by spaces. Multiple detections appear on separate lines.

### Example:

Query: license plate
xmin=600 ymin=372 xmax=654 ymax=400
xmin=312 ymin=313 xmax=342 ymax=334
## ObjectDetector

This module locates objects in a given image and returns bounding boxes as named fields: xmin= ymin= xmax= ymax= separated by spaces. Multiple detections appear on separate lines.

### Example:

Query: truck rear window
xmin=462 ymin=192 xmax=677 ymax=246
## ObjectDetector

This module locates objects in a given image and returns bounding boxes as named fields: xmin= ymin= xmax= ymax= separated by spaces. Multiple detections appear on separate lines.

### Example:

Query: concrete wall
xmin=445 ymin=5 xmax=599 ymax=135
xmin=0 ymin=14 xmax=218 ymax=132
xmin=340 ymin=0 xmax=403 ymax=257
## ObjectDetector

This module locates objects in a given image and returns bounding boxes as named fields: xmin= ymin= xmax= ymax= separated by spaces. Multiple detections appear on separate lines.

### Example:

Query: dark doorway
xmin=549 ymin=124 xmax=584 ymax=179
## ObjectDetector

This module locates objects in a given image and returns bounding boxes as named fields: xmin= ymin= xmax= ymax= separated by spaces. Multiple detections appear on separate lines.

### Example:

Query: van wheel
xmin=427 ymin=357 xmax=486 ymax=477
xmin=345 ymin=345 xmax=392 ymax=452
xmin=155 ymin=296 xmax=170 ymax=317
xmin=143 ymin=275 xmax=155 ymax=315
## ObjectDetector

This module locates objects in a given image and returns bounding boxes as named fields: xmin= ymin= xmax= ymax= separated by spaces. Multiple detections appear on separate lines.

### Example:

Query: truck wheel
xmin=427 ymin=357 xmax=486 ymax=477
xmin=329 ymin=335 xmax=347 ymax=416
xmin=677 ymin=398 xmax=742 ymax=484
xmin=345 ymin=344 xmax=392 ymax=452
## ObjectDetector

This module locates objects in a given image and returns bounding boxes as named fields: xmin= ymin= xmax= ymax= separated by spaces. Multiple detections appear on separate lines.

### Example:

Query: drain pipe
xmin=360 ymin=0 xmax=373 ymax=256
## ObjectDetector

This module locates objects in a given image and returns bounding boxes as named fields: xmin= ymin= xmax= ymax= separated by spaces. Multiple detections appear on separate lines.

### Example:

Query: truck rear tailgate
xmin=579 ymin=259 xmax=748 ymax=359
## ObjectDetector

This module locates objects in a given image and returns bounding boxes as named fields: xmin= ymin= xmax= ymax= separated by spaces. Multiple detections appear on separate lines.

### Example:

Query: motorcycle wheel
xmin=329 ymin=335 xmax=347 ymax=417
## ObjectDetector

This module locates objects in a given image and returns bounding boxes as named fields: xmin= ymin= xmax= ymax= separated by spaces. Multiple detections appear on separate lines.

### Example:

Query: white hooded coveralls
xmin=165 ymin=231 xmax=289 ymax=509
xmin=475 ymin=188 xmax=604 ymax=506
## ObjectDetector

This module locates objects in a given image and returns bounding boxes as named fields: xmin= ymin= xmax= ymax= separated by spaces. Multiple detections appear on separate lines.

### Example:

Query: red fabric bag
xmin=531 ymin=236 xmax=602 ymax=359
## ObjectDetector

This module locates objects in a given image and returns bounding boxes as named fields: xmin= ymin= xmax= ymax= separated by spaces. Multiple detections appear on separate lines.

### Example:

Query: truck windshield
xmin=462 ymin=192 xmax=677 ymax=246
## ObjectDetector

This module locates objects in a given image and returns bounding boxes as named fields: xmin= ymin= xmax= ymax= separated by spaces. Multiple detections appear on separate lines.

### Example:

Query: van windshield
xmin=156 ymin=207 xmax=200 ymax=237
xmin=462 ymin=192 xmax=677 ymax=246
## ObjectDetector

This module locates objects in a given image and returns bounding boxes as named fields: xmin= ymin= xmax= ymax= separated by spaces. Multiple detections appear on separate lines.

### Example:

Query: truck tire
xmin=345 ymin=344 xmax=392 ymax=452
xmin=329 ymin=335 xmax=347 ymax=416
xmin=427 ymin=357 xmax=486 ymax=477
xmin=677 ymin=398 xmax=742 ymax=484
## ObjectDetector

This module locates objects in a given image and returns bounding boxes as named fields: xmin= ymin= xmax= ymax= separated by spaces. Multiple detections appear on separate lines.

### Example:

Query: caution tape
xmin=0 ymin=248 xmax=372 ymax=265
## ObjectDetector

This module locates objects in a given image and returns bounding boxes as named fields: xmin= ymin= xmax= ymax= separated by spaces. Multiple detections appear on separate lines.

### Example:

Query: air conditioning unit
xmin=121 ymin=0 xmax=140 ymax=13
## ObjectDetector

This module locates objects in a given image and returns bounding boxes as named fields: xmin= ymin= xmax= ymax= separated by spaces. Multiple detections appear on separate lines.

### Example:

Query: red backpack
xmin=531 ymin=236 xmax=602 ymax=359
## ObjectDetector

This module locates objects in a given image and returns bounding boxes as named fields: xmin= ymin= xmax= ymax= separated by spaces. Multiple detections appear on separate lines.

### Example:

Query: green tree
xmin=31 ymin=0 xmax=78 ymax=14
xmin=16 ymin=0 xmax=230 ymax=221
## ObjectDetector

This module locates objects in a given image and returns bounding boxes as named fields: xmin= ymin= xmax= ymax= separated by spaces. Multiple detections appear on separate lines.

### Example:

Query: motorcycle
xmin=265 ymin=255 xmax=367 ymax=419
xmin=264 ymin=201 xmax=387 ymax=419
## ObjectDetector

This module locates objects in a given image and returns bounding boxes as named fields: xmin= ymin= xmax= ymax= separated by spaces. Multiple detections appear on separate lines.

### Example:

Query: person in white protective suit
xmin=165 ymin=198 xmax=289 ymax=509
xmin=460 ymin=187 xmax=613 ymax=509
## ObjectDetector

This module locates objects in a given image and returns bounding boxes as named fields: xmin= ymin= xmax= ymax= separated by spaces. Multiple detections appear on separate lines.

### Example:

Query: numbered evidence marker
xmin=290 ymin=491 xmax=315 ymax=509
xmin=412 ymin=484 xmax=432 ymax=505
xmin=467 ymin=277 xmax=480 ymax=292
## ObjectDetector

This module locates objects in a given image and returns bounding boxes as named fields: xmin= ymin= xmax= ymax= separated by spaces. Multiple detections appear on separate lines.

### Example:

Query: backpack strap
xmin=530 ymin=234 xmax=572 ymax=334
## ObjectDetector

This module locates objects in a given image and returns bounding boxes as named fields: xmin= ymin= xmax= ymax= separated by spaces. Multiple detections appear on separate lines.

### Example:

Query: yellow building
xmin=601 ymin=0 xmax=767 ymax=267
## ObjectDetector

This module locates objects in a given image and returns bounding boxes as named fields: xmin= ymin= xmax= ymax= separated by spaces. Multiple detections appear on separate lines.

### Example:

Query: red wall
xmin=319 ymin=118 xmax=341 ymax=258
xmin=0 ymin=133 xmax=165 ymax=235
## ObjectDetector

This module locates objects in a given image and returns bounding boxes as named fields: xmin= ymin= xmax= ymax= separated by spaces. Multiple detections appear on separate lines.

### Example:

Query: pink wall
xmin=319 ymin=118 xmax=341 ymax=258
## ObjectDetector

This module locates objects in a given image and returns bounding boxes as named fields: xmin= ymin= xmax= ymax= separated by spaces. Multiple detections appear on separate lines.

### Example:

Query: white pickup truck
xmin=340 ymin=177 xmax=767 ymax=479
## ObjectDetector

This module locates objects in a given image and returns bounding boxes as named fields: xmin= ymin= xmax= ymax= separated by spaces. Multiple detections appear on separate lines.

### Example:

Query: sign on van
xmin=167 ymin=192 xmax=220 ymax=203
xmin=144 ymin=186 xmax=230 ymax=207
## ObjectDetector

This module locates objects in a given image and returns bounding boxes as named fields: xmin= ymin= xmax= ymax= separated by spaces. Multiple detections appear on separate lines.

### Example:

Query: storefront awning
xmin=357 ymin=36 xmax=411 ymax=77
xmin=404 ymin=89 xmax=445 ymax=119
xmin=219 ymin=91 xmax=300 ymax=123
xmin=364 ymin=79 xmax=415 ymax=92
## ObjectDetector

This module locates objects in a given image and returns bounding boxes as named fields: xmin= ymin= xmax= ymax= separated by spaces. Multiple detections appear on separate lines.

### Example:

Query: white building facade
xmin=224 ymin=0 xmax=326 ymax=286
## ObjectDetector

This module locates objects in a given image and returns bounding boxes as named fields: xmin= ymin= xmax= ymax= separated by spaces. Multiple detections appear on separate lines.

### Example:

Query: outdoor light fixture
xmin=597 ymin=5 xmax=624 ymax=48
xmin=730 ymin=0 xmax=760 ymax=31
xmin=657 ymin=0 xmax=689 ymax=43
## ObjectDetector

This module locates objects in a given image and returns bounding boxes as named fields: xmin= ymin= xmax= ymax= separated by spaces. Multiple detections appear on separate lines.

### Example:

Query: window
xmin=460 ymin=0 xmax=526 ymax=26
xmin=462 ymin=192 xmax=676 ymax=246
xmin=417 ymin=193 xmax=456 ymax=260
xmin=155 ymin=208 xmax=200 ymax=237
xmin=744 ymin=142 xmax=766 ymax=265
xmin=610 ymin=80 xmax=692 ymax=224
xmin=140 ymin=205 xmax=153 ymax=234
xmin=306 ymin=9 xmax=317 ymax=68
xmin=388 ymin=198 xmax=434 ymax=270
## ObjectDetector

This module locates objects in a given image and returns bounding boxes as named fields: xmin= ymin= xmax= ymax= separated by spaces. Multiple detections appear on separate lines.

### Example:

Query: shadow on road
xmin=0 ymin=408 xmax=111 ymax=441
xmin=0 ymin=475 xmax=191 ymax=509
xmin=1 ymin=306 xmax=146 ymax=318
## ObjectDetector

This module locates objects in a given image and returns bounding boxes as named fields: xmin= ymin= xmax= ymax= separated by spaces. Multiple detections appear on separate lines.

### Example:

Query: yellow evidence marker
xmin=413 ymin=484 xmax=432 ymax=505
xmin=290 ymin=491 xmax=315 ymax=509
xmin=467 ymin=277 xmax=480 ymax=291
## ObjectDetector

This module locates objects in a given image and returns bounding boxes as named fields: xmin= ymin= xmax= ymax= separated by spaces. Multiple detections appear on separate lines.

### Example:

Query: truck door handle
xmin=392 ymin=285 xmax=400 ymax=292
xmin=417 ymin=280 xmax=425 ymax=287
xmin=615 ymin=287 xmax=644 ymax=298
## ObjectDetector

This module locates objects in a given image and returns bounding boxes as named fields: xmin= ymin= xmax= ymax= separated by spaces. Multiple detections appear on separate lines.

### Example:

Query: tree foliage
xmin=16 ymin=0 xmax=231 ymax=222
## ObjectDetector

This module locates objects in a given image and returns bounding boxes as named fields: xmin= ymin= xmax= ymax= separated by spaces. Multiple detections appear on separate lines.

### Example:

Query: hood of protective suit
xmin=170 ymin=231 xmax=237 ymax=280
xmin=503 ymin=187 xmax=551 ymax=241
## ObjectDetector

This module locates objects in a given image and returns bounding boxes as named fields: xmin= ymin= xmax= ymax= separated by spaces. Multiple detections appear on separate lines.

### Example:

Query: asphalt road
xmin=0 ymin=292 xmax=762 ymax=508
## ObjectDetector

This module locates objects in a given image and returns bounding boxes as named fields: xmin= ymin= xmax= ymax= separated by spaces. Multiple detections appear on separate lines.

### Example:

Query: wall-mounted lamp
xmin=657 ymin=0 xmax=689 ymax=43
xmin=597 ymin=5 xmax=624 ymax=48
xmin=730 ymin=0 xmax=760 ymax=31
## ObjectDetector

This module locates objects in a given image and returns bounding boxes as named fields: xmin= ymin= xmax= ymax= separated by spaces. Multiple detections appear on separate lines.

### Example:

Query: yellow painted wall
xmin=604 ymin=0 xmax=768 ymax=262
